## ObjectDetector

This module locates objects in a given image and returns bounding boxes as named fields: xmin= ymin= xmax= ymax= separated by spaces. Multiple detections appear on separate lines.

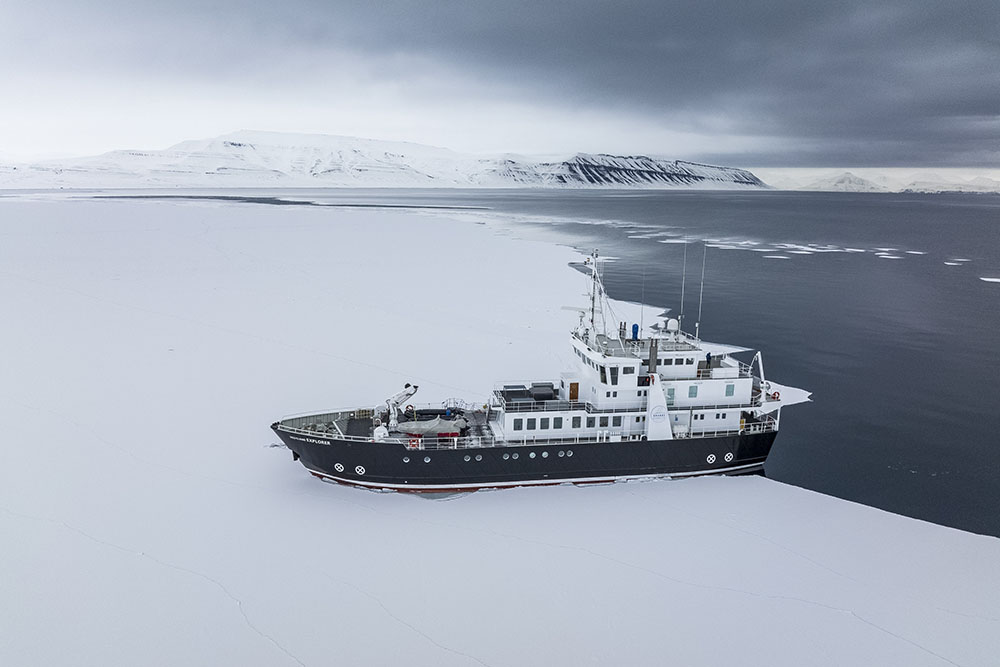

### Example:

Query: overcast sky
xmin=1 ymin=0 xmax=997 ymax=165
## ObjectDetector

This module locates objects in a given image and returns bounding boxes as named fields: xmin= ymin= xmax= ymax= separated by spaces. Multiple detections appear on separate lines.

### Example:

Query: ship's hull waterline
xmin=272 ymin=425 xmax=776 ymax=491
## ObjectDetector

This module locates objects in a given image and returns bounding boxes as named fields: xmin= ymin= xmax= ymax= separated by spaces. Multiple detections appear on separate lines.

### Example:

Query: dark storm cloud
xmin=6 ymin=0 xmax=999 ymax=165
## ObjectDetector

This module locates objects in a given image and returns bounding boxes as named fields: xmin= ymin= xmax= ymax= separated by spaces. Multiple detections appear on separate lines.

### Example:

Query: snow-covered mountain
xmin=802 ymin=171 xmax=888 ymax=193
xmin=751 ymin=167 xmax=1000 ymax=194
xmin=0 ymin=130 xmax=765 ymax=189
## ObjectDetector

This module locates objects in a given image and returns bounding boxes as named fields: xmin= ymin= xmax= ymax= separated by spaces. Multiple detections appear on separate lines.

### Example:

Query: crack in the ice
xmin=477 ymin=523 xmax=968 ymax=667
xmin=326 ymin=575 xmax=493 ymax=667
xmin=1 ymin=506 xmax=306 ymax=667
xmin=624 ymin=485 xmax=1000 ymax=625
xmin=339 ymin=498 xmax=972 ymax=667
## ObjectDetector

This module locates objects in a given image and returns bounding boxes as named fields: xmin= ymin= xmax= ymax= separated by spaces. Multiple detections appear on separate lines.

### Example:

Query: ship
xmin=271 ymin=250 xmax=810 ymax=491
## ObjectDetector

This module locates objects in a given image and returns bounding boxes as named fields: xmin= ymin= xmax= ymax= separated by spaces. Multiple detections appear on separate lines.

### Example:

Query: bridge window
xmin=600 ymin=366 xmax=608 ymax=384
xmin=513 ymin=418 xmax=523 ymax=431
xmin=623 ymin=366 xmax=635 ymax=375
xmin=610 ymin=367 xmax=619 ymax=385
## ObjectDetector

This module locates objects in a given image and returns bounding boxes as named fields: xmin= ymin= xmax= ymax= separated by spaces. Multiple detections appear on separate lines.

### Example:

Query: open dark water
xmin=114 ymin=188 xmax=1000 ymax=535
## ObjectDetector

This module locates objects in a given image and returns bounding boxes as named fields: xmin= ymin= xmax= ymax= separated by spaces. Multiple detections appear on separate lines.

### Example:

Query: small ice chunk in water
xmin=877 ymin=255 xmax=903 ymax=260
xmin=845 ymin=248 xmax=866 ymax=253
xmin=980 ymin=277 xmax=1000 ymax=283
xmin=787 ymin=250 xmax=813 ymax=255
xmin=943 ymin=262 xmax=961 ymax=266
xmin=763 ymin=255 xmax=790 ymax=259
xmin=905 ymin=251 xmax=926 ymax=255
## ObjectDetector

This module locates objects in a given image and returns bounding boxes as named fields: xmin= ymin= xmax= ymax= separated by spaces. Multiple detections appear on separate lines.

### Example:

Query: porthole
xmin=503 ymin=453 xmax=510 ymax=460
xmin=355 ymin=465 xmax=366 ymax=475
xmin=475 ymin=454 xmax=483 ymax=462
xmin=403 ymin=457 xmax=410 ymax=463
xmin=334 ymin=463 xmax=345 ymax=473
xmin=567 ymin=450 xmax=573 ymax=457
xmin=706 ymin=454 xmax=717 ymax=464
xmin=542 ymin=451 xmax=549 ymax=458
xmin=724 ymin=452 xmax=734 ymax=463
xmin=512 ymin=453 xmax=519 ymax=460
xmin=424 ymin=456 xmax=431 ymax=463
xmin=529 ymin=452 xmax=536 ymax=459
xmin=558 ymin=451 xmax=565 ymax=457
xmin=464 ymin=455 xmax=471 ymax=462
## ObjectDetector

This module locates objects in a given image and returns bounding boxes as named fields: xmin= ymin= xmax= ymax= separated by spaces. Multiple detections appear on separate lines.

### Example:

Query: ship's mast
xmin=589 ymin=249 xmax=599 ymax=332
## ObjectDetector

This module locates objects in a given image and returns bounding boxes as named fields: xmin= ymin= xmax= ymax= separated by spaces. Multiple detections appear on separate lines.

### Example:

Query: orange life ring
xmin=407 ymin=438 xmax=420 ymax=449
xmin=771 ymin=391 xmax=780 ymax=400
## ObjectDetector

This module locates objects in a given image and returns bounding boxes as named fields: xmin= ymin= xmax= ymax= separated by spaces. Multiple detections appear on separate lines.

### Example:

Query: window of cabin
xmin=540 ymin=418 xmax=549 ymax=430
xmin=725 ymin=383 xmax=735 ymax=397
xmin=513 ymin=418 xmax=523 ymax=431
xmin=527 ymin=418 xmax=536 ymax=430
xmin=612 ymin=416 xmax=622 ymax=427
xmin=610 ymin=367 xmax=619 ymax=385
xmin=572 ymin=416 xmax=581 ymax=428
xmin=587 ymin=417 xmax=596 ymax=428
xmin=663 ymin=358 xmax=673 ymax=366
xmin=689 ymin=385 xmax=698 ymax=398
xmin=599 ymin=416 xmax=609 ymax=427
xmin=600 ymin=366 xmax=608 ymax=384
xmin=623 ymin=366 xmax=635 ymax=375
xmin=686 ymin=358 xmax=694 ymax=365
xmin=553 ymin=417 xmax=563 ymax=429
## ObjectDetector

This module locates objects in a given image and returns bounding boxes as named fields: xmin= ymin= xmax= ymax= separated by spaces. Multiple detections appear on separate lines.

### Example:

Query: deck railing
xmin=276 ymin=412 xmax=777 ymax=450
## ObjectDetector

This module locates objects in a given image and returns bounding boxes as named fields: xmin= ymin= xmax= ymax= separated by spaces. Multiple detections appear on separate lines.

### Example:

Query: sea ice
xmin=1 ymin=193 xmax=997 ymax=667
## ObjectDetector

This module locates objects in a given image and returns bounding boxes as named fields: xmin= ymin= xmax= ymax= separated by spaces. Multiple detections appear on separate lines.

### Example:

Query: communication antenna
xmin=679 ymin=242 xmax=688 ymax=329
xmin=695 ymin=244 xmax=707 ymax=341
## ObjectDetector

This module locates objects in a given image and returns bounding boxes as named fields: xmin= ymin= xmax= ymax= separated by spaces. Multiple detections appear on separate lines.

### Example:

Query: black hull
xmin=272 ymin=426 xmax=777 ymax=491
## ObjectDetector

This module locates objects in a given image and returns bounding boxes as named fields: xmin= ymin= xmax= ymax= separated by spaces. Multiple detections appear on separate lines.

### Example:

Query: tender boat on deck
xmin=271 ymin=250 xmax=810 ymax=491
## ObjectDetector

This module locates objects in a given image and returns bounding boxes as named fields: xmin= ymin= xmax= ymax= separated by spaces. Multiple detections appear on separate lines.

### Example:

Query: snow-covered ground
xmin=1 ymin=194 xmax=997 ymax=666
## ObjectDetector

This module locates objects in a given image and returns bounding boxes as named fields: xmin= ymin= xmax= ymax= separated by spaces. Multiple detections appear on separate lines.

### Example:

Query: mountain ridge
xmin=0 ymin=130 xmax=766 ymax=190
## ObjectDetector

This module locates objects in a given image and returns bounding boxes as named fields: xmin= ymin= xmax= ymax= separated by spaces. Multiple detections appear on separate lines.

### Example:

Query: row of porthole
xmin=344 ymin=451 xmax=729 ymax=473
xmin=401 ymin=450 xmax=576 ymax=464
